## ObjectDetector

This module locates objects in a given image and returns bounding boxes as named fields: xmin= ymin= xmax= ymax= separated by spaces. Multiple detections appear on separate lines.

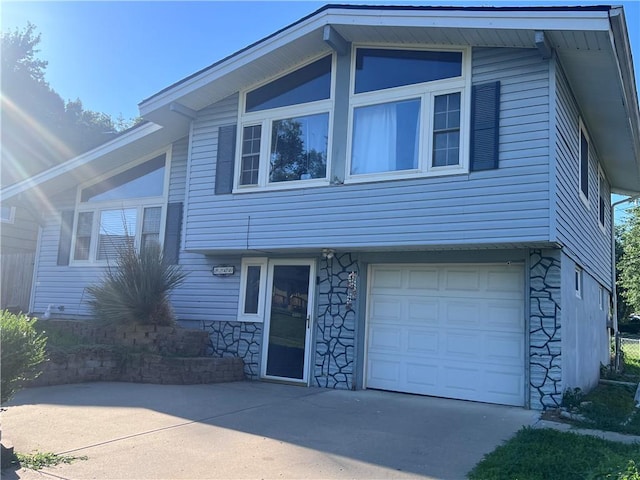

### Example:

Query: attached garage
xmin=365 ymin=263 xmax=525 ymax=406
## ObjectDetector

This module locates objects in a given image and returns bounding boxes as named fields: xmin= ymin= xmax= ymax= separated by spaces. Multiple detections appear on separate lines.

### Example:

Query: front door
xmin=261 ymin=260 xmax=315 ymax=382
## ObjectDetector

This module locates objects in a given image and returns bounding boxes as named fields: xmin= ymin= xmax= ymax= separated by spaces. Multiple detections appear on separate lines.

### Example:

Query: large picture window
xmin=348 ymin=47 xmax=467 ymax=180
xmin=72 ymin=154 xmax=167 ymax=264
xmin=237 ymin=55 xmax=333 ymax=190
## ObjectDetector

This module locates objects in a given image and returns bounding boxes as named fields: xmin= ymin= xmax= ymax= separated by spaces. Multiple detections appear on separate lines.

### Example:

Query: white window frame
xmin=70 ymin=148 xmax=171 ymax=266
xmin=237 ymin=257 xmax=268 ymax=322
xmin=0 ymin=205 xmax=16 ymax=224
xmin=598 ymin=165 xmax=607 ymax=232
xmin=579 ymin=118 xmax=590 ymax=209
xmin=575 ymin=266 xmax=583 ymax=299
xmin=234 ymin=54 xmax=336 ymax=193
xmin=345 ymin=44 xmax=471 ymax=184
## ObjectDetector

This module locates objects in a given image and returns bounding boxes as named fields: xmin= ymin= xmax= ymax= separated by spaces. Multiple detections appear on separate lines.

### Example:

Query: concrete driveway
xmin=1 ymin=381 xmax=538 ymax=479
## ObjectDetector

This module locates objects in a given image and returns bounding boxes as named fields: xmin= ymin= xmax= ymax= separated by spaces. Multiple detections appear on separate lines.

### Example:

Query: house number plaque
xmin=212 ymin=265 xmax=235 ymax=276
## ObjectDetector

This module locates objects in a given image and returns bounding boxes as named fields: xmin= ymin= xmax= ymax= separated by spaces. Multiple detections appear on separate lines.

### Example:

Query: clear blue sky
xmin=2 ymin=0 xmax=639 ymax=123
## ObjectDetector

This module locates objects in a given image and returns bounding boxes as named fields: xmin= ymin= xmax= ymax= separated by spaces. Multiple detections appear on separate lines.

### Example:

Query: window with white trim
xmin=72 ymin=154 xmax=167 ymax=264
xmin=347 ymin=47 xmax=468 ymax=180
xmin=236 ymin=55 xmax=333 ymax=190
xmin=579 ymin=121 xmax=589 ymax=205
xmin=598 ymin=166 xmax=606 ymax=229
xmin=237 ymin=258 xmax=268 ymax=322
xmin=0 ymin=205 xmax=16 ymax=224
xmin=575 ymin=267 xmax=583 ymax=299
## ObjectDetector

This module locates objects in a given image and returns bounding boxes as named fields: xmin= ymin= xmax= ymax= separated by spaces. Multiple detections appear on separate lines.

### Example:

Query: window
xmin=72 ymin=154 xmax=167 ymax=264
xmin=238 ymin=258 xmax=268 ymax=322
xmin=575 ymin=267 xmax=583 ymax=299
xmin=0 ymin=205 xmax=16 ymax=224
xmin=579 ymin=123 xmax=589 ymax=204
xmin=599 ymin=167 xmax=607 ymax=229
xmin=237 ymin=55 xmax=333 ymax=190
xmin=348 ymin=47 xmax=467 ymax=180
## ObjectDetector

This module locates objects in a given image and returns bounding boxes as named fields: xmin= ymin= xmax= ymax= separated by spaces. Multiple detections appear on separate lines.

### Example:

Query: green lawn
xmin=468 ymin=428 xmax=640 ymax=480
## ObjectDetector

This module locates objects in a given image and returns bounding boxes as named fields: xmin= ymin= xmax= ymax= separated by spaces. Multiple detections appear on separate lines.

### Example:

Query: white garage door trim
xmin=365 ymin=263 xmax=525 ymax=406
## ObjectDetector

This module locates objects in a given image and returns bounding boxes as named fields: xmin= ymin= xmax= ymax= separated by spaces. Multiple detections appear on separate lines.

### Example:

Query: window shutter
xmin=470 ymin=81 xmax=500 ymax=171
xmin=57 ymin=210 xmax=75 ymax=266
xmin=215 ymin=124 xmax=237 ymax=194
xmin=163 ymin=202 xmax=183 ymax=265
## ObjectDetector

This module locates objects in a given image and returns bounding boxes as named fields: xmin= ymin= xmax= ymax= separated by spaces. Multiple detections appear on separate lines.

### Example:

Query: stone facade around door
xmin=205 ymin=320 xmax=263 ymax=379
xmin=529 ymin=248 xmax=562 ymax=409
xmin=314 ymin=253 xmax=358 ymax=389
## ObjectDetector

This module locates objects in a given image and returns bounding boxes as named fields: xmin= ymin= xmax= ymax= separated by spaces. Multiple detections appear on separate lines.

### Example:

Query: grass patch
xmin=15 ymin=451 xmax=87 ymax=470
xmin=576 ymin=383 xmax=640 ymax=435
xmin=468 ymin=428 xmax=640 ymax=480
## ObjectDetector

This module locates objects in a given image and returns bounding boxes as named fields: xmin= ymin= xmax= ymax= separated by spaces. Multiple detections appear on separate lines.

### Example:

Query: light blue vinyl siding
xmin=184 ymin=47 xmax=551 ymax=252
xmin=554 ymin=62 xmax=612 ymax=288
xmin=30 ymin=138 xmax=193 ymax=317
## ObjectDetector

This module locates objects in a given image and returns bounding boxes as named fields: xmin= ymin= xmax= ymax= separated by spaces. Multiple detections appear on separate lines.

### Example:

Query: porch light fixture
xmin=321 ymin=248 xmax=335 ymax=259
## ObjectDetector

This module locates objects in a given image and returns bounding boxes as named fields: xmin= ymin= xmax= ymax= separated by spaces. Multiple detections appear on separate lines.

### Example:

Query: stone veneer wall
xmin=529 ymin=249 xmax=562 ymax=409
xmin=314 ymin=253 xmax=358 ymax=389
xmin=204 ymin=321 xmax=262 ymax=379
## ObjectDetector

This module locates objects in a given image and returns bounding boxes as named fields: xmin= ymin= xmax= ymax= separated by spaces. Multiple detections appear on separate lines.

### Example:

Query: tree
xmin=617 ymin=205 xmax=640 ymax=319
xmin=1 ymin=24 xmax=135 ymax=187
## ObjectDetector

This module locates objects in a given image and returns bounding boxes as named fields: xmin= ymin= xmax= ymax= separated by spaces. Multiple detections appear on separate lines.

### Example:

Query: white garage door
xmin=366 ymin=264 xmax=525 ymax=406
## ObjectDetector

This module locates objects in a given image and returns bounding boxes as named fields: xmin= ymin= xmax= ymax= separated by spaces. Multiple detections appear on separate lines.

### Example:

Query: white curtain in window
xmin=351 ymin=103 xmax=397 ymax=174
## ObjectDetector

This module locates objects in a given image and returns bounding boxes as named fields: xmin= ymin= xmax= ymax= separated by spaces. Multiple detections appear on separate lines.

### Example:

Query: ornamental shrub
xmin=1 ymin=311 xmax=47 ymax=404
xmin=86 ymin=242 xmax=185 ymax=326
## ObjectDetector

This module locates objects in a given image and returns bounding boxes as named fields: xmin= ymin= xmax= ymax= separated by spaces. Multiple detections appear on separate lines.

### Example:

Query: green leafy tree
xmin=1 ymin=311 xmax=47 ymax=404
xmin=618 ymin=205 xmax=640 ymax=318
xmin=1 ymin=24 xmax=138 ymax=187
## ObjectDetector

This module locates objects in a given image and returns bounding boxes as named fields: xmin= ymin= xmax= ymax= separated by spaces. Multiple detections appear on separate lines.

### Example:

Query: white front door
xmin=366 ymin=263 xmax=525 ymax=406
xmin=261 ymin=259 xmax=315 ymax=383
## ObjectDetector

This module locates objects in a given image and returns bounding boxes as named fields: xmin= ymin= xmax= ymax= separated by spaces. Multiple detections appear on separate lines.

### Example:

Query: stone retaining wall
xmin=31 ymin=319 xmax=245 ymax=386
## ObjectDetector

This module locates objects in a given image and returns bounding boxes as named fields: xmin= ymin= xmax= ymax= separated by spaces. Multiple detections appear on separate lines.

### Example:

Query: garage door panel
xmin=487 ymin=303 xmax=524 ymax=331
xmin=370 ymin=296 xmax=402 ymax=321
xmin=486 ymin=334 xmax=524 ymax=362
xmin=407 ymin=269 xmax=439 ymax=290
xmin=366 ymin=263 xmax=525 ymax=406
xmin=445 ymin=302 xmax=481 ymax=327
xmin=369 ymin=325 xmax=402 ymax=351
xmin=406 ymin=329 xmax=439 ymax=354
xmin=487 ymin=269 xmax=524 ymax=293
xmin=372 ymin=268 xmax=403 ymax=288
xmin=445 ymin=269 xmax=481 ymax=292
xmin=407 ymin=299 xmax=439 ymax=324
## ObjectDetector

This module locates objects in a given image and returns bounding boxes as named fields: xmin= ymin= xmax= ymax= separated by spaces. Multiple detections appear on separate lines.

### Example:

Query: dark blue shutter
xmin=215 ymin=124 xmax=237 ymax=194
xmin=163 ymin=202 xmax=182 ymax=265
xmin=57 ymin=210 xmax=74 ymax=266
xmin=470 ymin=81 xmax=500 ymax=171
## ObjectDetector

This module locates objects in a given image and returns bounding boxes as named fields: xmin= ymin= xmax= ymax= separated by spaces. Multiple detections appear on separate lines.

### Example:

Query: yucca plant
xmin=87 ymin=242 xmax=185 ymax=326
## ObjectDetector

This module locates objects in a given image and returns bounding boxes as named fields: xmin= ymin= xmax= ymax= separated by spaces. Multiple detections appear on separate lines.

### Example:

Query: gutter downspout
xmin=611 ymin=194 xmax=640 ymax=370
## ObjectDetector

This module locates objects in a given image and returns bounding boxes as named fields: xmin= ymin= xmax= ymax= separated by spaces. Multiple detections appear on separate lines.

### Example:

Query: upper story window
xmin=237 ymin=55 xmax=333 ymax=190
xmin=579 ymin=122 xmax=589 ymax=205
xmin=347 ymin=47 xmax=468 ymax=181
xmin=72 ymin=153 xmax=168 ymax=264
xmin=598 ymin=166 xmax=606 ymax=229
xmin=0 ymin=205 xmax=16 ymax=224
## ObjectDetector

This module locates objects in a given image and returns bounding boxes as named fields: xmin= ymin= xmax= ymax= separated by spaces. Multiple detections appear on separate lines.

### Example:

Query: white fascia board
xmin=0 ymin=122 xmax=163 ymax=202
xmin=138 ymin=13 xmax=328 ymax=117
xmin=323 ymin=8 xmax=611 ymax=32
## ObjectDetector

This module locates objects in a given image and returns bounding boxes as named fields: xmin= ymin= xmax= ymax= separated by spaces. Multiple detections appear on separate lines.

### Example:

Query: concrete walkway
xmin=1 ymin=381 xmax=538 ymax=480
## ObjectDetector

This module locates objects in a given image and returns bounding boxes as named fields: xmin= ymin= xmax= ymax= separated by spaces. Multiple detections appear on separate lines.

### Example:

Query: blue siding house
xmin=3 ymin=4 xmax=639 ymax=409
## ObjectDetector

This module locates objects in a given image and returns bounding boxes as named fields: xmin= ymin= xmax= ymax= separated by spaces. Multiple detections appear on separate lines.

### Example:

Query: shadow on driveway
xmin=2 ymin=381 xmax=537 ymax=479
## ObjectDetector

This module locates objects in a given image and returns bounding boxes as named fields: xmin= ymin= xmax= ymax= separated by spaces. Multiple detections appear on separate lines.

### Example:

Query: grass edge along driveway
xmin=468 ymin=427 xmax=640 ymax=480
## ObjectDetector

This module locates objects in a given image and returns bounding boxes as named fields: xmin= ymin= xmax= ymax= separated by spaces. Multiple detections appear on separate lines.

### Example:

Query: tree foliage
xmin=1 ymin=310 xmax=47 ymax=404
xmin=1 ymin=23 xmax=136 ymax=187
xmin=618 ymin=205 xmax=640 ymax=319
